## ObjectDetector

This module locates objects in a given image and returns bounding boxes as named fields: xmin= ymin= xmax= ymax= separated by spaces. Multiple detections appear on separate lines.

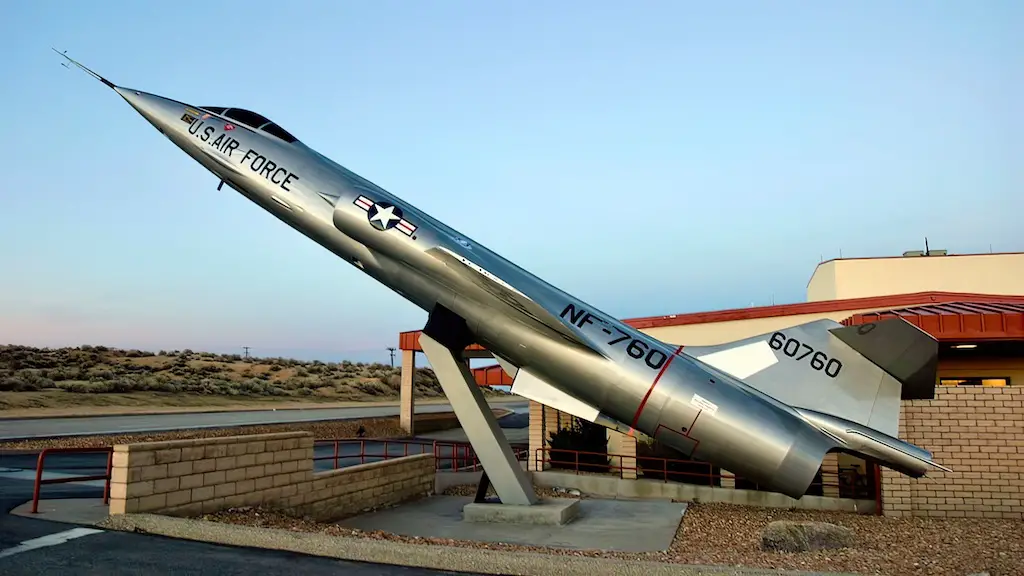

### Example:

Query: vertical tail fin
xmin=682 ymin=317 xmax=948 ymax=476
xmin=681 ymin=317 xmax=938 ymax=438
xmin=827 ymin=319 xmax=938 ymax=401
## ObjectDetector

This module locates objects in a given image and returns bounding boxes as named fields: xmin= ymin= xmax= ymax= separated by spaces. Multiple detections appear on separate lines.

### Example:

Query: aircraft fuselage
xmin=60 ymin=65 xmax=911 ymax=500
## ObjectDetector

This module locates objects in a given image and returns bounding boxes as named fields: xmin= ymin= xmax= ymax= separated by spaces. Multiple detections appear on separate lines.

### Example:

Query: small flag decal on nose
xmin=224 ymin=123 xmax=234 ymax=131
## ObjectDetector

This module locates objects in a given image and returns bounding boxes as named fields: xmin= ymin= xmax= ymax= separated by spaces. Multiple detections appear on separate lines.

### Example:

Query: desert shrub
xmin=355 ymin=380 xmax=391 ymax=396
xmin=109 ymin=376 xmax=140 ymax=393
xmin=86 ymin=368 xmax=115 ymax=379
xmin=238 ymin=379 xmax=271 ymax=396
xmin=1 ymin=376 xmax=39 ymax=391
xmin=0 ymin=343 xmax=451 ymax=400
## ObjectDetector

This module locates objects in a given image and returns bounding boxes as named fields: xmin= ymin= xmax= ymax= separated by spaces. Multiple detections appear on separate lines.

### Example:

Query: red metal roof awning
xmin=399 ymin=330 xmax=488 ymax=353
xmin=473 ymin=364 xmax=513 ymax=387
xmin=843 ymin=302 xmax=1024 ymax=341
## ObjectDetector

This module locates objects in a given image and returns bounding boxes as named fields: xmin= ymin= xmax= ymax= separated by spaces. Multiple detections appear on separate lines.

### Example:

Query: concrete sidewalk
xmin=14 ymin=498 xmax=858 ymax=576
xmin=100 ymin=513 xmax=860 ymax=576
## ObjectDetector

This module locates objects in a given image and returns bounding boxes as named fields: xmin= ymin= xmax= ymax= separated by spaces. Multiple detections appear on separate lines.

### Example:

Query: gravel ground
xmin=0 ymin=417 xmax=414 ymax=451
xmin=199 ymin=489 xmax=1023 ymax=576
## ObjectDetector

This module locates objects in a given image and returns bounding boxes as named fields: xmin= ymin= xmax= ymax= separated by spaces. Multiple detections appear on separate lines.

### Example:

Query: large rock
xmin=761 ymin=520 xmax=854 ymax=553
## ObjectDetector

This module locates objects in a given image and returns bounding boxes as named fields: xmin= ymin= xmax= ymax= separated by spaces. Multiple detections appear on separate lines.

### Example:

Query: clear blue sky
xmin=0 ymin=1 xmax=1020 ymax=363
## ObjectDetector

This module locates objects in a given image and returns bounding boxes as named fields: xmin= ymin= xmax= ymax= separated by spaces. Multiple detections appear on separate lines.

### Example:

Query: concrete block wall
xmin=290 ymin=454 xmax=435 ymax=521
xmin=109 ymin=431 xmax=434 ymax=522
xmin=882 ymin=386 xmax=1023 ymax=519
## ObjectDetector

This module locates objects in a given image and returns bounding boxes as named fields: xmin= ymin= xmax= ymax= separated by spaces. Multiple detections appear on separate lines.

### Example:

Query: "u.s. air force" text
xmin=187 ymin=118 xmax=299 ymax=192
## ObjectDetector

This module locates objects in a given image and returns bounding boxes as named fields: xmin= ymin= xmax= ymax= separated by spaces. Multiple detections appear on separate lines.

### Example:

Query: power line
xmin=386 ymin=347 xmax=396 ymax=368
xmin=242 ymin=346 xmax=251 ymax=359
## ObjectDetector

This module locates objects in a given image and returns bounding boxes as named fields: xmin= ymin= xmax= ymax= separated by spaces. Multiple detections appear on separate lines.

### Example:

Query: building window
xmin=939 ymin=377 xmax=1012 ymax=387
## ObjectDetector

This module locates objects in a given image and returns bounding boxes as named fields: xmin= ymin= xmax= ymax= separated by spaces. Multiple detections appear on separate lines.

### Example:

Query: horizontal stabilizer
xmin=795 ymin=407 xmax=951 ymax=477
xmin=828 ymin=319 xmax=938 ymax=400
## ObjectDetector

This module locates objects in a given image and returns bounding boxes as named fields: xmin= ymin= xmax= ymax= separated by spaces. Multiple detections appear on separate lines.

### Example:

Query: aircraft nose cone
xmin=113 ymin=87 xmax=181 ymax=135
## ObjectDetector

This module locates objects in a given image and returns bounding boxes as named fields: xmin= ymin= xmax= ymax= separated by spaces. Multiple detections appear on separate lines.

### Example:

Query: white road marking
xmin=0 ymin=528 xmax=104 ymax=559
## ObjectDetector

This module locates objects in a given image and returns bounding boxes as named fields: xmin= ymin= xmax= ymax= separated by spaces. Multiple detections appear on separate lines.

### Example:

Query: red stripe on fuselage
xmin=630 ymin=345 xmax=684 ymax=430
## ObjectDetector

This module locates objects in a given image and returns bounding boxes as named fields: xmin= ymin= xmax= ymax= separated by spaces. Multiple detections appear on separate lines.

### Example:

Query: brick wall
xmin=882 ymin=386 xmax=1023 ymax=519
xmin=109 ymin=431 xmax=435 ymax=522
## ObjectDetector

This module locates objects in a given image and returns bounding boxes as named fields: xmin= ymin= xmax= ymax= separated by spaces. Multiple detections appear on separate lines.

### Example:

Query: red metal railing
xmin=313 ymin=438 xmax=528 ymax=472
xmin=32 ymin=447 xmax=114 ymax=514
xmin=533 ymin=447 xmax=855 ymax=497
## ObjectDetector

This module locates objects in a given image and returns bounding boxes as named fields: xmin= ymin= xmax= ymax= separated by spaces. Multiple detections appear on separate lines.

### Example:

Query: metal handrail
xmin=31 ymin=447 xmax=114 ymax=514
xmin=312 ymin=438 xmax=528 ymax=472
xmin=533 ymin=447 xmax=853 ymax=494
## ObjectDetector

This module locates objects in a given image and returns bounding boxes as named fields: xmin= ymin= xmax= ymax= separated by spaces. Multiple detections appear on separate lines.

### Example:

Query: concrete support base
xmin=419 ymin=329 xmax=538 ymax=506
xmin=463 ymin=498 xmax=581 ymax=526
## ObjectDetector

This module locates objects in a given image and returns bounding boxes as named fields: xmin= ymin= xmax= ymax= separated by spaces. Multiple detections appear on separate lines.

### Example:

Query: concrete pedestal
xmin=463 ymin=498 xmax=581 ymax=526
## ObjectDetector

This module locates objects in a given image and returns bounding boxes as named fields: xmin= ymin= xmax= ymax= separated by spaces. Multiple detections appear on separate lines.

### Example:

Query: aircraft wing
xmin=426 ymin=245 xmax=594 ymax=349
xmin=423 ymin=242 xmax=624 ymax=359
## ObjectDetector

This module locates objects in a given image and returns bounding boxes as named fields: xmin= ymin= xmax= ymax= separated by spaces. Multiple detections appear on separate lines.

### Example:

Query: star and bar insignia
xmin=353 ymin=195 xmax=417 ymax=237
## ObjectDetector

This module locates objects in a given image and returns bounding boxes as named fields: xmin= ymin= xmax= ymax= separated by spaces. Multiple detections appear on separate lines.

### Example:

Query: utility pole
xmin=386 ymin=347 xmax=396 ymax=368
xmin=242 ymin=346 xmax=251 ymax=359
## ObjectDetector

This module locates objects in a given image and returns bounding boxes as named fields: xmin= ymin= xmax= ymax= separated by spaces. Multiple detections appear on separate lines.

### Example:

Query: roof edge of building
xmin=813 ymin=251 xmax=1024 ymax=268
xmin=626 ymin=291 xmax=1024 ymax=329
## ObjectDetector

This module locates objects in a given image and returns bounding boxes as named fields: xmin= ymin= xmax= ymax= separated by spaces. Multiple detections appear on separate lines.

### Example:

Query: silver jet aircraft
xmin=56 ymin=51 xmax=949 ymax=499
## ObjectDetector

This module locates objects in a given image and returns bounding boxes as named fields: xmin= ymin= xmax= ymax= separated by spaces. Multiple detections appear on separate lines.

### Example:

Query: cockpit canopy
xmin=199 ymin=107 xmax=299 ymax=144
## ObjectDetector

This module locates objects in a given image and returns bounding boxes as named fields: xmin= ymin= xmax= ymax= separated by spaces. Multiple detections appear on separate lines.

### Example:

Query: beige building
xmin=399 ymin=251 xmax=1024 ymax=518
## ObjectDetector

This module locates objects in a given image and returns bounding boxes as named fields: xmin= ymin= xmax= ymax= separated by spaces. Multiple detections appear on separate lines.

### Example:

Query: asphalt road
xmin=0 ymin=447 xmax=494 ymax=574
xmin=0 ymin=480 xmax=485 ymax=575
xmin=0 ymin=401 xmax=529 ymax=441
